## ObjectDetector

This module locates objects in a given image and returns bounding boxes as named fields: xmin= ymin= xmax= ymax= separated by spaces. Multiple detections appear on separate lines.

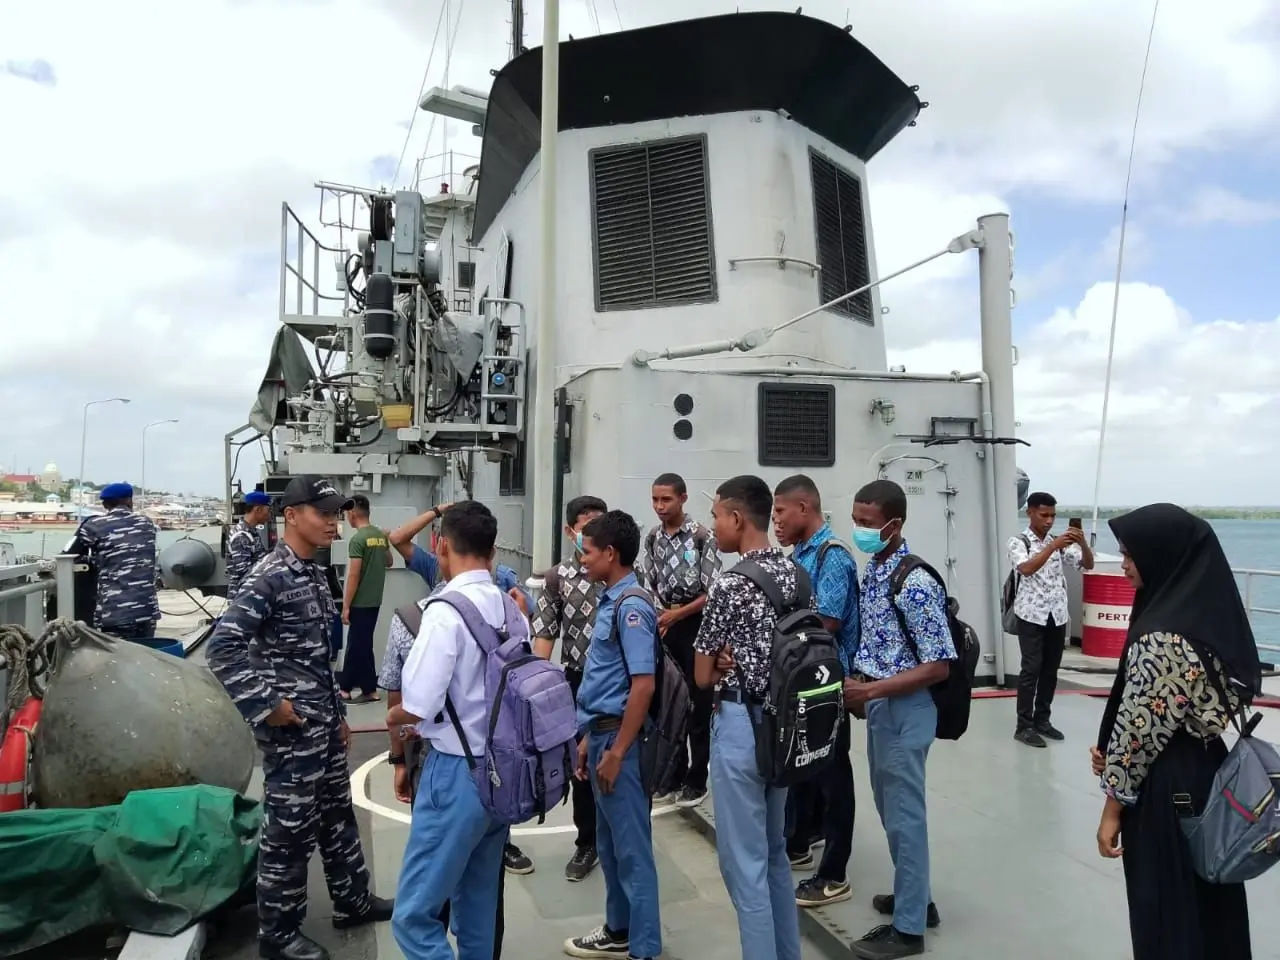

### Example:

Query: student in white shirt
xmin=387 ymin=501 xmax=512 ymax=960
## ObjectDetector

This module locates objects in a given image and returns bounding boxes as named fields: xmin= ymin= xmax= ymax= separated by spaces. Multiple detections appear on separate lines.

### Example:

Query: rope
xmin=0 ymin=621 xmax=56 ymax=715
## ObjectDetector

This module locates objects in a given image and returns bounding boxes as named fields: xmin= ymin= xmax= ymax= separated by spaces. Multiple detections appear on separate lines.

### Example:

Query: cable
xmin=611 ymin=0 xmax=623 ymax=29
xmin=393 ymin=2 xmax=448 ymax=186
xmin=1088 ymin=0 xmax=1162 ymax=546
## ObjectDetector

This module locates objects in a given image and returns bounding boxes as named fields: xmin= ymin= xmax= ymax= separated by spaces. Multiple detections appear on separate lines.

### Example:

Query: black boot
xmin=259 ymin=933 xmax=330 ymax=960
xmin=332 ymin=895 xmax=395 ymax=930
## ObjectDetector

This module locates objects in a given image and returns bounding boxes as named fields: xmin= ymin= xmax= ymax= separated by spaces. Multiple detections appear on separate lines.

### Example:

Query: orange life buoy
xmin=0 ymin=697 xmax=42 ymax=813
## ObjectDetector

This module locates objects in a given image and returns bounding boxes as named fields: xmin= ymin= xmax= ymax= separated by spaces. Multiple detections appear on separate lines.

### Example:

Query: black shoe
xmin=788 ymin=848 xmax=814 ymax=870
xmin=673 ymin=784 xmax=708 ymax=808
xmin=332 ymin=894 xmax=394 ymax=929
xmin=563 ymin=924 xmax=629 ymax=957
xmin=1015 ymin=727 xmax=1047 ymax=748
xmin=796 ymin=875 xmax=852 ymax=908
xmin=872 ymin=894 xmax=940 ymax=929
xmin=259 ymin=934 xmax=330 ymax=960
xmin=851 ymin=924 xmax=925 ymax=959
xmin=565 ymin=844 xmax=599 ymax=882
xmin=1035 ymin=721 xmax=1065 ymax=741
xmin=504 ymin=842 xmax=535 ymax=875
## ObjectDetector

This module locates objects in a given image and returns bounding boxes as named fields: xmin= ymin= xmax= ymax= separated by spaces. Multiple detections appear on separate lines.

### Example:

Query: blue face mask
xmin=852 ymin=523 xmax=892 ymax=555
xmin=573 ymin=531 xmax=584 ymax=554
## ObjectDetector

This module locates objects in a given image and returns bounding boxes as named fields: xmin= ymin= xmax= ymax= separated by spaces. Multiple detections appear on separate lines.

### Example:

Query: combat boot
xmin=259 ymin=932 xmax=330 ymax=960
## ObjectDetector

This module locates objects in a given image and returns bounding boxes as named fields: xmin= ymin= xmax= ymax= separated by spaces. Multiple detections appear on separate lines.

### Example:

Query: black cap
xmin=279 ymin=476 xmax=354 ymax=513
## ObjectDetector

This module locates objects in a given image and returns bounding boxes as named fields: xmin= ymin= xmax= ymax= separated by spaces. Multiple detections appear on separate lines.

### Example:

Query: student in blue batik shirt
xmin=844 ymin=479 xmax=955 ymax=960
xmin=564 ymin=510 xmax=661 ymax=960
xmin=771 ymin=475 xmax=859 ymax=910
xmin=387 ymin=499 xmax=535 ymax=877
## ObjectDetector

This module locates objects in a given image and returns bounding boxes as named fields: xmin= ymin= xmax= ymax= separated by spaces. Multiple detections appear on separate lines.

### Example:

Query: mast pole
xmin=529 ymin=0 xmax=559 ymax=579
xmin=511 ymin=0 xmax=524 ymax=60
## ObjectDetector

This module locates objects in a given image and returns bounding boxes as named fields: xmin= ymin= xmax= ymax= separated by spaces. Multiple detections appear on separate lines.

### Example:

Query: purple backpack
xmin=426 ymin=589 xmax=578 ymax=826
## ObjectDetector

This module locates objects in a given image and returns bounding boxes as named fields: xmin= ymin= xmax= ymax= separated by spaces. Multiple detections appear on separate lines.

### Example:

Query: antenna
xmin=511 ymin=0 xmax=524 ymax=60
xmin=1089 ymin=0 xmax=1162 ymax=547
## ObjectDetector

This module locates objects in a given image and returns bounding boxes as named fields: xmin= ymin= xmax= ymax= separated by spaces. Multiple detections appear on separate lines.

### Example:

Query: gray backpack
xmin=1179 ymin=649 xmax=1280 ymax=884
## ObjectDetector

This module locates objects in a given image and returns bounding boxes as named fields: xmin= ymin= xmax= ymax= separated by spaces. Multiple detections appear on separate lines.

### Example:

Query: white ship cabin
xmin=414 ymin=12 xmax=1020 ymax=682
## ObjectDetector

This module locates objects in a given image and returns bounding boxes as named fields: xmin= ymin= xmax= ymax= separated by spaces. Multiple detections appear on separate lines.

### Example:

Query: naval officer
xmin=67 ymin=481 xmax=160 ymax=639
xmin=225 ymin=490 xmax=272 ymax=601
xmin=208 ymin=476 xmax=394 ymax=960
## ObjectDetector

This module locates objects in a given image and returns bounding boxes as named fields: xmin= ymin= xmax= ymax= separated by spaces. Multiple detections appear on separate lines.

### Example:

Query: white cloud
xmin=0 ymin=0 xmax=1278 ymax=501
xmin=1180 ymin=185 xmax=1280 ymax=225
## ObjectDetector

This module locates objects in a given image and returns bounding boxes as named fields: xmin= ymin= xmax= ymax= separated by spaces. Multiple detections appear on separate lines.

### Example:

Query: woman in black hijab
xmin=1093 ymin=503 xmax=1260 ymax=960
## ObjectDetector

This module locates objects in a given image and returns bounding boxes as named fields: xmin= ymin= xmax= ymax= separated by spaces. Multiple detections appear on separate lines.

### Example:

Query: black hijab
xmin=1096 ymin=503 xmax=1261 ymax=750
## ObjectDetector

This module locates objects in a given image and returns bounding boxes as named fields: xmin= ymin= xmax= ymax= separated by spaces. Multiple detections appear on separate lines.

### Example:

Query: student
xmin=389 ymin=501 xmax=511 ymax=960
xmin=1008 ymin=491 xmax=1093 ymax=747
xmin=844 ymin=480 xmax=955 ymax=960
xmin=338 ymin=495 xmax=393 ymax=702
xmin=564 ymin=510 xmax=661 ymax=960
xmin=771 ymin=474 xmax=859 ymax=908
xmin=388 ymin=499 xmax=533 ymax=875
xmin=636 ymin=472 xmax=721 ymax=805
xmin=531 ymin=495 xmax=609 ymax=881
xmin=692 ymin=475 xmax=803 ymax=960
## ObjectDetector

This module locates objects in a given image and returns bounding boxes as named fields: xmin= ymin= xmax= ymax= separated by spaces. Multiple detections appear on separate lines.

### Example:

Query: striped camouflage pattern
xmin=73 ymin=507 xmax=160 ymax=628
xmin=208 ymin=539 xmax=372 ymax=944
xmin=255 ymin=721 xmax=373 ymax=942
xmin=225 ymin=518 xmax=268 ymax=601
xmin=207 ymin=540 xmax=343 ymax=726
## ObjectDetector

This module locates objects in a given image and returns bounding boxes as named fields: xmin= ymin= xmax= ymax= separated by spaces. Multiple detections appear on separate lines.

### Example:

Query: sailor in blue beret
xmin=99 ymin=481 xmax=135 ymax=502
xmin=67 ymin=481 xmax=159 ymax=638
xmin=244 ymin=490 xmax=272 ymax=507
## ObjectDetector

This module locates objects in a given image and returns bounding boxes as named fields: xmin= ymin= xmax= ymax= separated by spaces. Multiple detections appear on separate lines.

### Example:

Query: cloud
xmin=1 ymin=0 xmax=1278 ymax=502
xmin=1180 ymin=185 xmax=1280 ymax=225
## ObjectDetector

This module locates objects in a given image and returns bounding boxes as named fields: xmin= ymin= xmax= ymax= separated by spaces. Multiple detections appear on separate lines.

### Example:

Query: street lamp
xmin=77 ymin=397 xmax=130 ymax=517
xmin=140 ymin=419 xmax=179 ymax=506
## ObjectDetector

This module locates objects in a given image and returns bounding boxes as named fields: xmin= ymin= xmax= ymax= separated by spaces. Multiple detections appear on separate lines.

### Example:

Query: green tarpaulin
xmin=0 ymin=785 xmax=260 ymax=957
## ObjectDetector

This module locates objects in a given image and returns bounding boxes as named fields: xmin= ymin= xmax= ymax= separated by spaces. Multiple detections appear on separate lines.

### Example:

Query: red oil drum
xmin=1081 ymin=570 xmax=1136 ymax=659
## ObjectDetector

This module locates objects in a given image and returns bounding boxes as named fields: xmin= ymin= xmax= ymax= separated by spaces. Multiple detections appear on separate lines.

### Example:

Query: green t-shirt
xmin=347 ymin=524 xmax=390 ymax=608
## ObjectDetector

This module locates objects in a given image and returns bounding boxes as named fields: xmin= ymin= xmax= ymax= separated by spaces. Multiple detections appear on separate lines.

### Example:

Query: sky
xmin=2 ymin=0 xmax=1280 ymax=505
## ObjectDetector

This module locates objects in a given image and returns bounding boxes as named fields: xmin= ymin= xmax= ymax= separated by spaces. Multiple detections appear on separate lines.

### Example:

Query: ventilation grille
xmin=810 ymin=151 xmax=873 ymax=322
xmin=757 ymin=383 xmax=836 ymax=467
xmin=591 ymin=135 xmax=717 ymax=310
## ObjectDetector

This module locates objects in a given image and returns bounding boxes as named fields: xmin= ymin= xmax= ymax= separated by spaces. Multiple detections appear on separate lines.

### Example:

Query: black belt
xmin=590 ymin=715 xmax=622 ymax=732
xmin=715 ymin=687 xmax=763 ymax=706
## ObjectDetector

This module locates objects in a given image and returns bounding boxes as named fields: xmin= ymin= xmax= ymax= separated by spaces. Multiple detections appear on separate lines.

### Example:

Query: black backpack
xmin=888 ymin=556 xmax=980 ymax=741
xmin=612 ymin=587 xmax=692 ymax=798
xmin=728 ymin=560 xmax=846 ymax=787
xmin=1000 ymin=535 xmax=1030 ymax=633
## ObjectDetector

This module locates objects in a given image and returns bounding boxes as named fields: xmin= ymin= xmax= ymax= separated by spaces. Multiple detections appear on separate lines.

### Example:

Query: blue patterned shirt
xmin=791 ymin=524 xmax=860 ymax=673
xmin=854 ymin=540 xmax=955 ymax=680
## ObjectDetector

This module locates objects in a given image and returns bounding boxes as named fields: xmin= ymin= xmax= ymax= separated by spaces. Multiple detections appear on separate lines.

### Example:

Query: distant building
xmin=41 ymin=461 xmax=62 ymax=491
xmin=2 ymin=474 xmax=38 ymax=491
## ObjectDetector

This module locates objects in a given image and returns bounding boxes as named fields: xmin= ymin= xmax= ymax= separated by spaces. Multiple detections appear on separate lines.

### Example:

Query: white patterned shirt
xmin=1008 ymin=529 xmax=1083 ymax=627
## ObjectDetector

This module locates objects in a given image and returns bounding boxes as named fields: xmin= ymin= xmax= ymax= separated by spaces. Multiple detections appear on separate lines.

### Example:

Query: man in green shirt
xmin=339 ymin=495 xmax=393 ymax=703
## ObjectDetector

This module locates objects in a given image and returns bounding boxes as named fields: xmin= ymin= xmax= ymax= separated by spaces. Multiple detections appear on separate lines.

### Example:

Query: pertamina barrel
xmin=1081 ymin=569 xmax=1136 ymax=659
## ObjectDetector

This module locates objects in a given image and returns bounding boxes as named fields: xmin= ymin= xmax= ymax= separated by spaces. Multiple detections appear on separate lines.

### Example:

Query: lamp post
xmin=77 ymin=397 xmax=130 ymax=517
xmin=140 ymin=419 xmax=179 ymax=506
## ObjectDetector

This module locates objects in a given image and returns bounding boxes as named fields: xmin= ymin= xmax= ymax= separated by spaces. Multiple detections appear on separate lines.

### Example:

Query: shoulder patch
xmin=624 ymin=608 xmax=644 ymax=627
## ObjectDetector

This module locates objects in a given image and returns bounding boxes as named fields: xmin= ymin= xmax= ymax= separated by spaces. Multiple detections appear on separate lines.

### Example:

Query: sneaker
xmin=871 ymin=895 xmax=941 ymax=929
xmin=1014 ymin=727 xmax=1047 ymax=748
xmin=504 ymin=843 xmax=534 ymax=875
xmin=565 ymin=845 xmax=599 ymax=882
xmin=796 ymin=876 xmax=852 ymax=908
xmin=673 ymin=784 xmax=708 ymax=808
xmin=788 ymin=848 xmax=814 ymax=870
xmin=1035 ymin=721 xmax=1065 ymax=741
xmin=563 ymin=925 xmax=629 ymax=958
xmin=652 ymin=788 xmax=678 ymax=805
xmin=851 ymin=924 xmax=925 ymax=959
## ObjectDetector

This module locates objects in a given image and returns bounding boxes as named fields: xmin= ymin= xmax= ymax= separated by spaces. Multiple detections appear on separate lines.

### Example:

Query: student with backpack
xmin=691 ymin=475 xmax=832 ymax=960
xmin=771 ymin=474 xmax=860 ymax=908
xmin=390 ymin=501 xmax=578 ymax=960
xmin=844 ymin=480 xmax=957 ymax=960
xmin=563 ymin=510 xmax=662 ymax=960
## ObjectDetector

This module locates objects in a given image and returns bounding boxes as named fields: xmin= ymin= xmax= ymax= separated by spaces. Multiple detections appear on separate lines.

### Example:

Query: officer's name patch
xmin=278 ymin=587 xmax=314 ymax=604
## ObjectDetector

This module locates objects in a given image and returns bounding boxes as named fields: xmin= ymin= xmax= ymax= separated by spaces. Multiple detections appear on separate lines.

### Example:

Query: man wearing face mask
xmin=226 ymin=490 xmax=273 ymax=602
xmin=208 ymin=476 xmax=394 ymax=960
xmin=530 ymin=495 xmax=608 ymax=881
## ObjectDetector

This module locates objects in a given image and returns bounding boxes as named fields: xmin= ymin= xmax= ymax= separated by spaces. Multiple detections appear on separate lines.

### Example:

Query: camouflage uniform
xmin=207 ymin=539 xmax=374 ymax=947
xmin=225 ymin=518 xmax=268 ymax=601
xmin=71 ymin=507 xmax=160 ymax=637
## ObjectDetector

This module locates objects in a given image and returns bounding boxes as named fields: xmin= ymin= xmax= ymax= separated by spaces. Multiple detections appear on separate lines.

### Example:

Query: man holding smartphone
xmin=1007 ymin=492 xmax=1094 ymax=748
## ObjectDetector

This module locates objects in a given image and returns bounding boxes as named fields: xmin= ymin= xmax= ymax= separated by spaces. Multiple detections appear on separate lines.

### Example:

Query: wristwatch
xmin=388 ymin=754 xmax=406 ymax=766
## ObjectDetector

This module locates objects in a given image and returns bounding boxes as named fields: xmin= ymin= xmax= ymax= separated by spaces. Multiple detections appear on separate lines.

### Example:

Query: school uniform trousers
xmin=566 ymin=668 xmax=597 ymax=847
xmin=338 ymin=606 xmax=381 ymax=694
xmin=710 ymin=694 xmax=803 ymax=960
xmin=400 ymin=742 xmax=506 ymax=960
xmin=787 ymin=715 xmax=855 ymax=882
xmin=661 ymin=611 xmax=711 ymax=792
xmin=1015 ymin=614 xmax=1066 ymax=731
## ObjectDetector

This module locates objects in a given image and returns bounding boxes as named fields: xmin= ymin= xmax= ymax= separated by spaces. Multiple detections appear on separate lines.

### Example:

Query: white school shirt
xmin=1007 ymin=529 xmax=1083 ymax=627
xmin=400 ymin=568 xmax=511 ymax=758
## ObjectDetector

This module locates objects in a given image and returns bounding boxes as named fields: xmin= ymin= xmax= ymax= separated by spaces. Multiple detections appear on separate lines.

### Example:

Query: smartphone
xmin=1068 ymin=517 xmax=1083 ymax=529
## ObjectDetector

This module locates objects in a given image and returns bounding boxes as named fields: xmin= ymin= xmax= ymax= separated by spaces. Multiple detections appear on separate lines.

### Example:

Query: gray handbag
xmin=1178 ymin=649 xmax=1280 ymax=884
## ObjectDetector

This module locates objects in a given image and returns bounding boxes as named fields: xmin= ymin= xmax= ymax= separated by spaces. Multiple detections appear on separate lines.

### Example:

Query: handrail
xmin=1233 ymin=567 xmax=1280 ymax=653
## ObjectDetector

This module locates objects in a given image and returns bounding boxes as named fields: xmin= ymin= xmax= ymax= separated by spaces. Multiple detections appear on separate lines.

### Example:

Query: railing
xmin=0 ymin=577 xmax=54 ymax=636
xmin=1235 ymin=568 xmax=1280 ymax=656
xmin=279 ymin=202 xmax=351 ymax=322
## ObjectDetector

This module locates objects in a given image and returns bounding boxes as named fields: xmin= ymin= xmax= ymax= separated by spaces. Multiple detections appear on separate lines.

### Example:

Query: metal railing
xmin=279 ymin=202 xmax=351 ymax=322
xmin=1234 ymin=568 xmax=1280 ymax=656
xmin=0 ymin=577 xmax=53 ymax=635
